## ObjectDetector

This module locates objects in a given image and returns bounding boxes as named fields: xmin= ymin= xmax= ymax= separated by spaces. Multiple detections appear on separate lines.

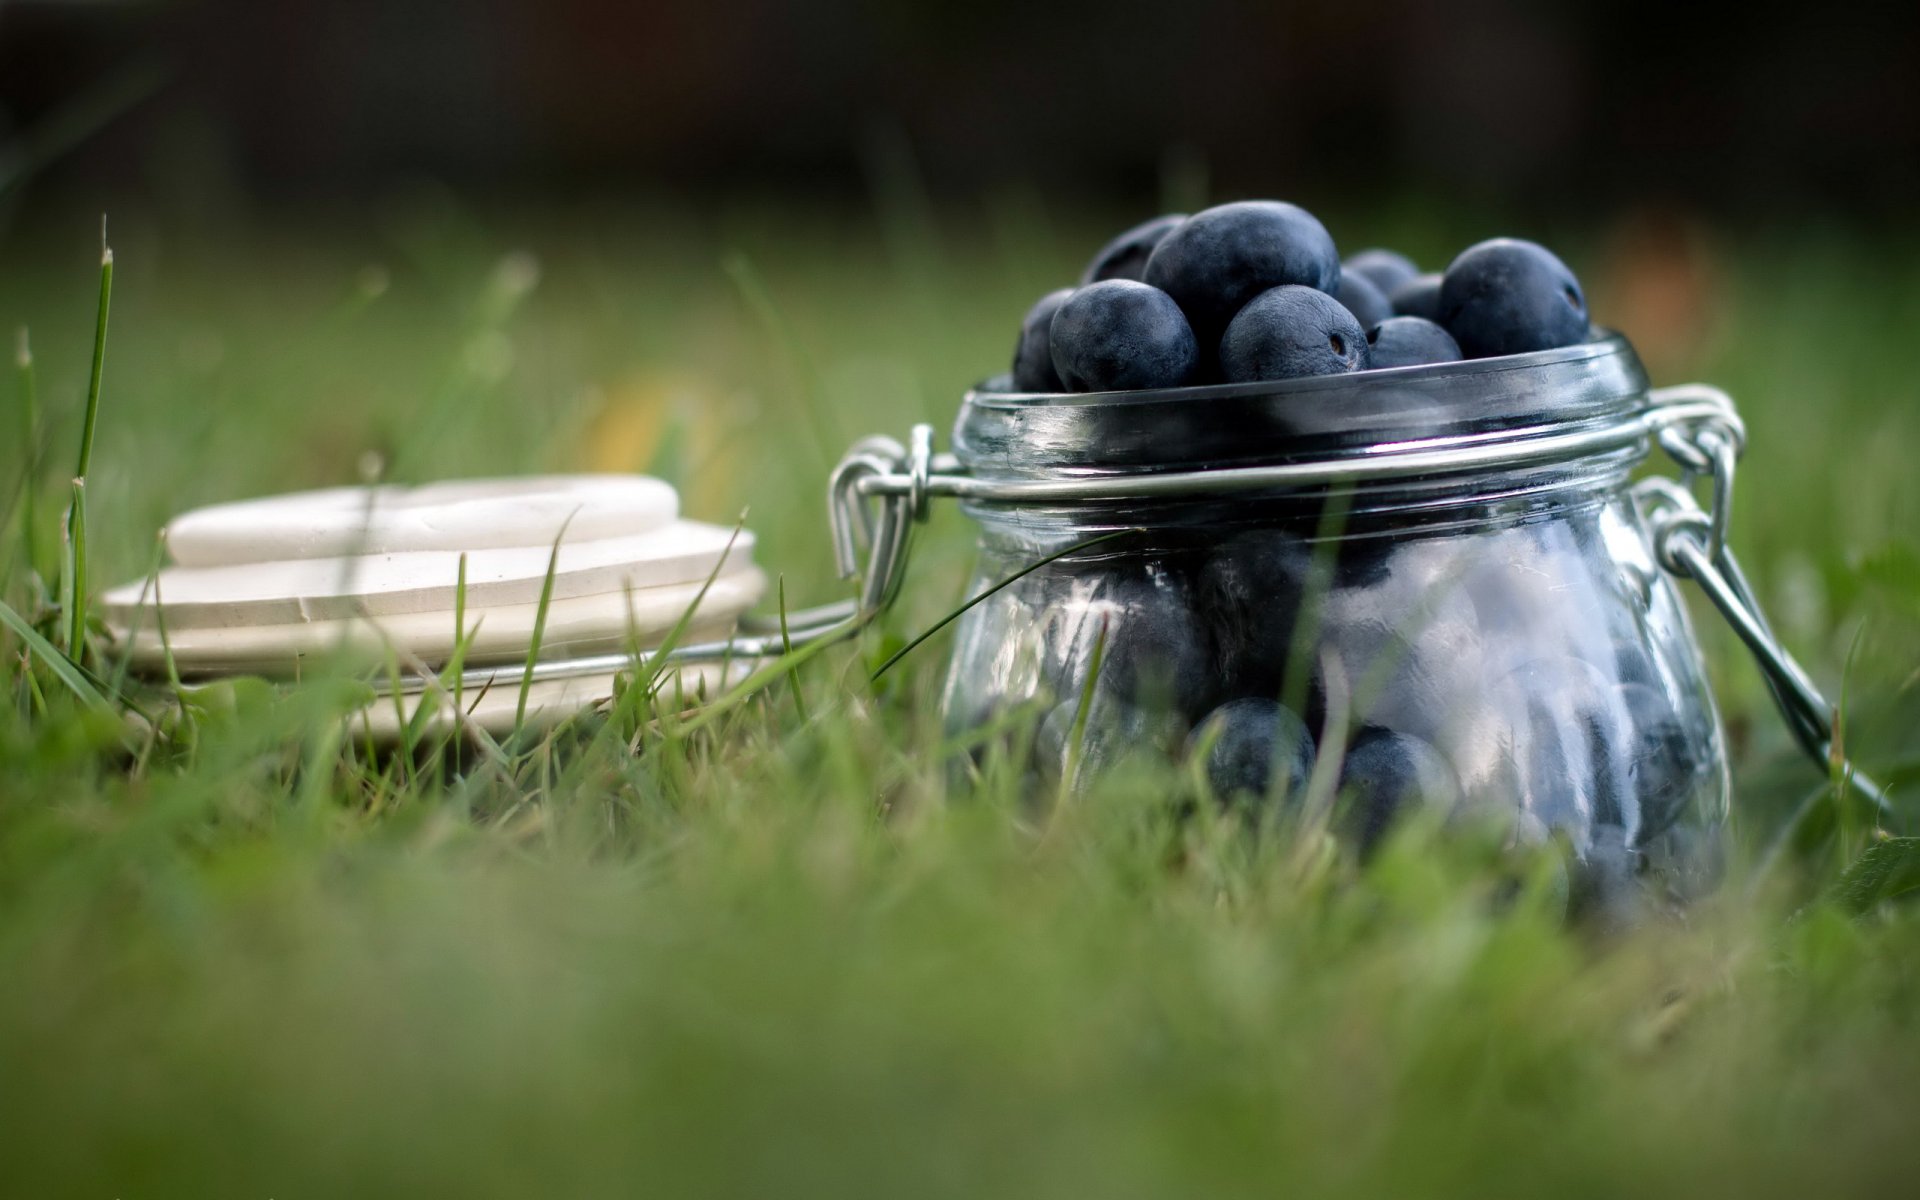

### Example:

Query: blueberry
xmin=1611 ymin=642 xmax=1660 ymax=690
xmin=1334 ymin=268 xmax=1393 ymax=330
xmin=1219 ymin=285 xmax=1369 ymax=383
xmin=1337 ymin=728 xmax=1463 ymax=855
xmin=1188 ymin=697 xmax=1316 ymax=812
xmin=1048 ymin=280 xmax=1200 ymax=393
xmin=1342 ymin=248 xmax=1420 ymax=297
xmin=1386 ymin=272 xmax=1444 ymax=322
xmin=1616 ymin=682 xmax=1702 ymax=841
xmin=1363 ymin=316 xmax=1462 ymax=369
xmin=1142 ymin=200 xmax=1341 ymax=348
xmin=1196 ymin=529 xmax=1323 ymax=701
xmin=1439 ymin=238 xmax=1591 ymax=358
xmin=1080 ymin=213 xmax=1187 ymax=285
xmin=1011 ymin=288 xmax=1072 ymax=392
xmin=1331 ymin=535 xmax=1397 ymax=591
xmin=1092 ymin=561 xmax=1220 ymax=715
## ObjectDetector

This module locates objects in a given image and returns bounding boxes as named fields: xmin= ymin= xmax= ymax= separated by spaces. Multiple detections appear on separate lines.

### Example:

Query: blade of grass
xmin=150 ymin=561 xmax=185 ymax=698
xmin=406 ymin=554 xmax=479 ymax=750
xmin=0 ymin=594 xmax=109 ymax=711
xmin=667 ymin=624 xmax=850 ymax=738
xmin=385 ymin=647 xmax=418 ymax=768
xmin=21 ymin=656 xmax=50 ymax=719
xmin=452 ymin=552 xmax=469 ymax=714
xmin=613 ymin=517 xmax=749 ymax=752
xmin=636 ymin=514 xmax=747 ymax=702
xmin=777 ymin=573 xmax=809 ymax=724
xmin=57 ymin=230 xmax=112 ymax=664
xmin=515 ymin=512 xmax=578 ymax=731
xmin=62 ymin=478 xmax=87 ymax=660
xmin=383 ymin=638 xmax=514 ymax=782
xmin=1053 ymin=616 xmax=1110 ymax=816
xmin=104 ymin=535 xmax=166 ymax=697
xmin=75 ymin=227 xmax=113 ymax=482
xmin=870 ymin=528 xmax=1138 ymax=682
xmin=15 ymin=327 xmax=39 ymax=575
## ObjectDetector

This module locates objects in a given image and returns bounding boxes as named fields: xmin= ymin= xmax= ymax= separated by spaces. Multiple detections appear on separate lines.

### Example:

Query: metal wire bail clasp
xmin=1636 ymin=385 xmax=1891 ymax=818
xmin=829 ymin=423 xmax=938 ymax=617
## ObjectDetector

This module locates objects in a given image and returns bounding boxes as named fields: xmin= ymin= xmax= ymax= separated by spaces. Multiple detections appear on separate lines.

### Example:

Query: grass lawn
xmin=3 ymin=199 xmax=1920 ymax=1197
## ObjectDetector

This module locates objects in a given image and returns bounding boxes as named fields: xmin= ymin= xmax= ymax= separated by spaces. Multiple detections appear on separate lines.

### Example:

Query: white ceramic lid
xmin=102 ymin=475 xmax=765 ymax=699
xmin=108 ymin=567 xmax=766 ymax=676
xmin=101 ymin=518 xmax=755 ymax=628
xmin=164 ymin=475 xmax=679 ymax=567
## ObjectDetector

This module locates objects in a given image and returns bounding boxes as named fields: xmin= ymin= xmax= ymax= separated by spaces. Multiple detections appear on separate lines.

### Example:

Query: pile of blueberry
xmin=1018 ymin=518 xmax=1722 ymax=922
xmin=1008 ymin=200 xmax=1591 ymax=393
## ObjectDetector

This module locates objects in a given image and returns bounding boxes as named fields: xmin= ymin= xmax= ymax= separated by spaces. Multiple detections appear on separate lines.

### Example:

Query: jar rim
xmin=955 ymin=331 xmax=1651 ymax=481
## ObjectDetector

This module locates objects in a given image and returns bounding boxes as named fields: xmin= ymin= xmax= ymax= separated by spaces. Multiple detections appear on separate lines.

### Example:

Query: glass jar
xmin=938 ymin=334 xmax=1732 ymax=916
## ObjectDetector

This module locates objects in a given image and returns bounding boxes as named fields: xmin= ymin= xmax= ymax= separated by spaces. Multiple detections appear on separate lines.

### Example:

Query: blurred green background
xmin=4 ymin=3 xmax=1920 ymax=1197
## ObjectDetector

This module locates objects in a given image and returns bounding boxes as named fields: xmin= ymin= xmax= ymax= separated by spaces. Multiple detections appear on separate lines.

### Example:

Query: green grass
xmin=4 ymin=200 xmax=1920 ymax=1197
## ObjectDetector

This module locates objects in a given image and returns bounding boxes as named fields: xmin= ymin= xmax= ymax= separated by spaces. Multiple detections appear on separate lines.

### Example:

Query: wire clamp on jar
xmin=1636 ymin=386 xmax=1888 ymax=815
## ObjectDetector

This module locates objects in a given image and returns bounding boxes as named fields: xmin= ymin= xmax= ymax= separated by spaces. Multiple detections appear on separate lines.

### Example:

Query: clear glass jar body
xmin=940 ymin=336 xmax=1729 ymax=916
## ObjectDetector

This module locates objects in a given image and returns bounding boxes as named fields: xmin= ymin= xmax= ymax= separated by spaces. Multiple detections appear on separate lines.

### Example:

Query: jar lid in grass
xmin=101 ymin=476 xmax=762 ymax=733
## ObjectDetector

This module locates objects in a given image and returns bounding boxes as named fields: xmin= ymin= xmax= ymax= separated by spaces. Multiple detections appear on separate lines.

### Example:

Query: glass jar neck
xmin=951 ymin=335 xmax=1654 ymax=546
xmin=954 ymin=334 xmax=1649 ymax=481
xmin=961 ymin=440 xmax=1644 ymax=549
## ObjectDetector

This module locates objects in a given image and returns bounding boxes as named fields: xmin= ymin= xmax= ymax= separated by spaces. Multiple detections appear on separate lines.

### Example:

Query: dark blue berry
xmin=1338 ymin=728 xmax=1463 ymax=855
xmin=1335 ymin=268 xmax=1393 ymax=330
xmin=1332 ymin=535 xmax=1397 ymax=590
xmin=1342 ymin=248 xmax=1420 ymax=296
xmin=1188 ymin=697 xmax=1315 ymax=811
xmin=1219 ymin=285 xmax=1369 ymax=383
xmin=1142 ymin=201 xmax=1340 ymax=347
xmin=1080 ymin=213 xmax=1187 ymax=285
xmin=1363 ymin=316 xmax=1462 ymax=369
xmin=1094 ymin=561 xmax=1220 ymax=715
xmin=1387 ymin=272 xmax=1444 ymax=321
xmin=1439 ymin=238 xmax=1591 ymax=358
xmin=1011 ymin=288 xmax=1072 ymax=392
xmin=1049 ymin=280 xmax=1200 ymax=393
xmin=1616 ymin=682 xmax=1702 ymax=842
xmin=1196 ymin=529 xmax=1322 ymax=701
